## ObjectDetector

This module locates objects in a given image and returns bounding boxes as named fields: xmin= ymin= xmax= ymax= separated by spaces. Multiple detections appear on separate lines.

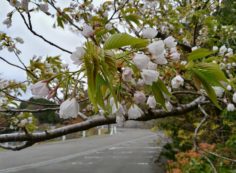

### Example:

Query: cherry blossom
xmin=39 ymin=3 xmax=49 ymax=13
xmin=59 ymin=98 xmax=80 ymax=119
xmin=233 ymin=92 xmax=236 ymax=103
xmin=81 ymin=24 xmax=94 ymax=37
xmin=71 ymin=47 xmax=85 ymax=66
xmin=147 ymin=40 xmax=165 ymax=57
xmin=30 ymin=81 xmax=49 ymax=97
xmin=141 ymin=28 xmax=158 ymax=39
xmin=171 ymin=75 xmax=184 ymax=89
xmin=134 ymin=91 xmax=146 ymax=104
xmin=213 ymin=86 xmax=224 ymax=98
xmin=164 ymin=36 xmax=177 ymax=49
xmin=128 ymin=104 xmax=143 ymax=119
xmin=227 ymin=103 xmax=235 ymax=112
xmin=141 ymin=69 xmax=159 ymax=85
xmin=132 ymin=53 xmax=150 ymax=70
xmin=122 ymin=67 xmax=133 ymax=82
xmin=147 ymin=96 xmax=156 ymax=108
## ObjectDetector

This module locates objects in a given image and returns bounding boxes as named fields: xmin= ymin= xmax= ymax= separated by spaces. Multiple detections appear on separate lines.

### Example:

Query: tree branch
xmin=0 ymin=56 xmax=27 ymax=72
xmin=0 ymin=141 xmax=34 ymax=151
xmin=2 ymin=91 xmax=59 ymax=107
xmin=0 ymin=96 xmax=208 ymax=145
xmin=0 ymin=107 xmax=59 ymax=113
xmin=17 ymin=9 xmax=72 ymax=54
xmin=13 ymin=51 xmax=38 ymax=79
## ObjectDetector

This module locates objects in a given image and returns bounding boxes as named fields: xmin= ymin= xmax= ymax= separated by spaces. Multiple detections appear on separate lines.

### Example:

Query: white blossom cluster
xmin=10 ymin=113 xmax=34 ymax=129
xmin=115 ymin=31 xmax=184 ymax=120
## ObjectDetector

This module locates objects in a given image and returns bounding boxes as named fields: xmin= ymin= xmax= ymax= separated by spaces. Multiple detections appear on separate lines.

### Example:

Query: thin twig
xmin=13 ymin=51 xmax=38 ymax=79
xmin=17 ymin=10 xmax=72 ymax=54
xmin=48 ymin=0 xmax=82 ymax=31
xmin=193 ymin=104 xmax=209 ymax=150
xmin=203 ymin=150 xmax=236 ymax=163
xmin=202 ymin=154 xmax=218 ymax=173
xmin=0 ymin=56 xmax=26 ymax=71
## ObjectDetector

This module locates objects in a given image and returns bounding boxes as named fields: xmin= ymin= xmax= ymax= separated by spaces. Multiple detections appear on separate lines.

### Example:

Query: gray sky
xmin=0 ymin=0 xmax=103 ymax=81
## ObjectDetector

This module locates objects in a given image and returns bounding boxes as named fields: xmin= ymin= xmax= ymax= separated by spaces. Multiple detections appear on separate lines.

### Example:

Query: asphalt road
xmin=0 ymin=128 xmax=167 ymax=173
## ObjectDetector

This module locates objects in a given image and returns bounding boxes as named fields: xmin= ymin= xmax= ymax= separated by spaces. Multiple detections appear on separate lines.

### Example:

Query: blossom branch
xmin=0 ymin=96 xmax=208 ymax=145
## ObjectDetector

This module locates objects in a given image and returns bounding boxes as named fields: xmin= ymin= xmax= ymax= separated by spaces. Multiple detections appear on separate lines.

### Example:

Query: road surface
xmin=0 ymin=128 xmax=167 ymax=173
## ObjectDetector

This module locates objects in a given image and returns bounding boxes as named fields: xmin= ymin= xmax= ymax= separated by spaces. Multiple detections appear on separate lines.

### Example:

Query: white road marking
xmin=108 ymin=146 xmax=161 ymax=150
xmin=84 ymin=156 xmax=103 ymax=159
xmin=135 ymin=162 xmax=149 ymax=165
xmin=0 ymin=134 xmax=157 ymax=173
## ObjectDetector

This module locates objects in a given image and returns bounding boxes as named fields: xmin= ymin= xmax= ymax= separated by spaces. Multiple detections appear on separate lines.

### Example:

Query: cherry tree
xmin=0 ymin=1 xmax=235 ymax=163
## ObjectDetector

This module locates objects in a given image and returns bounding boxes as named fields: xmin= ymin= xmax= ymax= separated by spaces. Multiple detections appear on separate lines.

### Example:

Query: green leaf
xmin=84 ymin=42 xmax=100 ymax=110
xmin=104 ymin=33 xmax=148 ymax=50
xmin=95 ymin=74 xmax=106 ymax=109
xmin=152 ymin=82 xmax=166 ymax=109
xmin=189 ymin=62 xmax=227 ymax=109
xmin=57 ymin=16 xmax=64 ymax=28
xmin=193 ymin=63 xmax=228 ymax=87
xmin=188 ymin=48 xmax=215 ymax=61
xmin=124 ymin=14 xmax=140 ymax=25
xmin=192 ymin=69 xmax=221 ymax=109
xmin=156 ymin=79 xmax=172 ymax=97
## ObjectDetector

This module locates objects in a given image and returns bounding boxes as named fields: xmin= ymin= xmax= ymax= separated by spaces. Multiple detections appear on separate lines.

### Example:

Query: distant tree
xmin=19 ymin=98 xmax=60 ymax=124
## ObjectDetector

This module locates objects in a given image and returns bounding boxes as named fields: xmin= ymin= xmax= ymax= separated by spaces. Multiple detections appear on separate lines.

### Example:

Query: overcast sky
xmin=0 ymin=0 xmax=101 ymax=82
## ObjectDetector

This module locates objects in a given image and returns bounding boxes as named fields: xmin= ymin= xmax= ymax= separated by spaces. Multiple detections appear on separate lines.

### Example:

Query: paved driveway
xmin=0 ymin=128 xmax=167 ymax=173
